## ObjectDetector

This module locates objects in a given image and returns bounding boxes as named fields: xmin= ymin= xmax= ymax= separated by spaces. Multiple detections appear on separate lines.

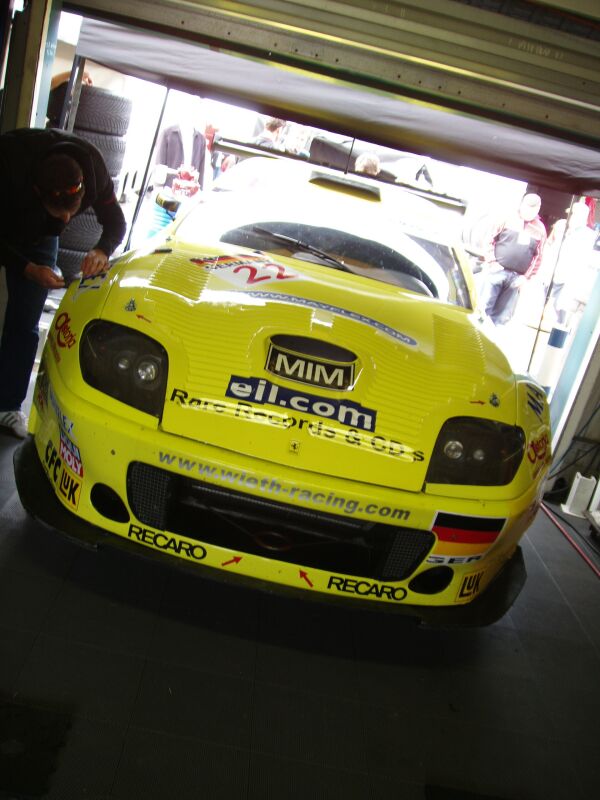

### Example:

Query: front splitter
xmin=14 ymin=435 xmax=526 ymax=627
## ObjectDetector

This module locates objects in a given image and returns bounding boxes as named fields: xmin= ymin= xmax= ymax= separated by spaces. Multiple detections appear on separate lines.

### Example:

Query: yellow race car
xmin=15 ymin=156 xmax=551 ymax=625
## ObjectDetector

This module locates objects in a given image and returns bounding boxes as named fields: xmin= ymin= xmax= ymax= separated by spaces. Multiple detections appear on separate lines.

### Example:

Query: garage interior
xmin=1 ymin=1 xmax=600 ymax=798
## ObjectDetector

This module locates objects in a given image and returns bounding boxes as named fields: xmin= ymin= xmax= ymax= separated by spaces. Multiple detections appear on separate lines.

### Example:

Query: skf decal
xmin=527 ymin=432 xmax=550 ymax=464
xmin=128 ymin=524 xmax=207 ymax=561
xmin=328 ymin=575 xmax=407 ymax=602
xmin=54 ymin=312 xmax=77 ymax=349
xmin=457 ymin=571 xmax=484 ymax=600
xmin=59 ymin=431 xmax=83 ymax=477
xmin=225 ymin=376 xmax=376 ymax=431
xmin=44 ymin=440 xmax=81 ymax=509
xmin=266 ymin=342 xmax=355 ymax=390
xmin=526 ymin=385 xmax=546 ymax=420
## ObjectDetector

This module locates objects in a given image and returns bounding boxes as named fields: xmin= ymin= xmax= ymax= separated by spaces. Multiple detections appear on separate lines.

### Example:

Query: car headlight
xmin=80 ymin=320 xmax=168 ymax=417
xmin=426 ymin=417 xmax=525 ymax=486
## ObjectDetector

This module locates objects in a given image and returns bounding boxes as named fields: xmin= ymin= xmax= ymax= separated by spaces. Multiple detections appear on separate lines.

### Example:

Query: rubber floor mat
xmin=0 ymin=700 xmax=71 ymax=797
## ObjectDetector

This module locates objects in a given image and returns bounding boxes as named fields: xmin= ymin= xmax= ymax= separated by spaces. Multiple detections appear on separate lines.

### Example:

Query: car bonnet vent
xmin=269 ymin=335 xmax=356 ymax=363
xmin=308 ymin=171 xmax=381 ymax=200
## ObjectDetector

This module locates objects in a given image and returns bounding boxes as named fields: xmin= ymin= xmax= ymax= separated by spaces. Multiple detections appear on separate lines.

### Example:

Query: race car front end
xmin=15 ymin=243 xmax=551 ymax=626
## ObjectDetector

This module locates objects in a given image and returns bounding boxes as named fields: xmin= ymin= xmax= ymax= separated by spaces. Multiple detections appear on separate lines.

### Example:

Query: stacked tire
xmin=46 ymin=83 xmax=132 ymax=282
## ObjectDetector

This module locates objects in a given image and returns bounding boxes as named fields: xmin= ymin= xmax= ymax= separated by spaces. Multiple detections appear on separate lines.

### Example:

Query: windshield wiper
xmin=251 ymin=225 xmax=352 ymax=273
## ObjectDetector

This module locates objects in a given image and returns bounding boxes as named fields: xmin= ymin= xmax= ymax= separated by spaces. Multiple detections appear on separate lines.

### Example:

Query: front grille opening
xmin=127 ymin=462 xmax=434 ymax=581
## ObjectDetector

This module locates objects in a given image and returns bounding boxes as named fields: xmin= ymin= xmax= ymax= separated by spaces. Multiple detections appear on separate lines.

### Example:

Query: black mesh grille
xmin=127 ymin=461 xmax=434 ymax=581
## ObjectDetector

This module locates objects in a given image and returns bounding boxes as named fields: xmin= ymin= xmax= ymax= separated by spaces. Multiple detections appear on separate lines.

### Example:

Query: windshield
xmin=174 ymin=163 xmax=471 ymax=307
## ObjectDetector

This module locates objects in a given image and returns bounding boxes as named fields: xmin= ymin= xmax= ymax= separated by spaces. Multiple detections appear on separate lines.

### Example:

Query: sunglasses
xmin=49 ymin=181 xmax=84 ymax=201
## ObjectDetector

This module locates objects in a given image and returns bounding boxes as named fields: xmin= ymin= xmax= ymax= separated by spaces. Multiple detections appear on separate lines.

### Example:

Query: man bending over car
xmin=0 ymin=127 xmax=126 ymax=438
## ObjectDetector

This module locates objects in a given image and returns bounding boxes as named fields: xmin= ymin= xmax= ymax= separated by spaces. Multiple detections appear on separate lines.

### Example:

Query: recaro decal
xmin=327 ymin=575 xmax=407 ymax=602
xmin=128 ymin=524 xmax=207 ymax=561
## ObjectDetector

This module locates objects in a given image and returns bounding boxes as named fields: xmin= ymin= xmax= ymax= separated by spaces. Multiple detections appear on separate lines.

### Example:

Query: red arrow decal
xmin=221 ymin=556 xmax=242 ymax=567
xmin=299 ymin=570 xmax=314 ymax=588
xmin=136 ymin=314 xmax=151 ymax=323
xmin=469 ymin=400 xmax=485 ymax=405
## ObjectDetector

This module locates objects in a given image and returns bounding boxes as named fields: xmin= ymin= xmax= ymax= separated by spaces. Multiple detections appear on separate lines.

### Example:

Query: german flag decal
xmin=432 ymin=513 xmax=505 ymax=554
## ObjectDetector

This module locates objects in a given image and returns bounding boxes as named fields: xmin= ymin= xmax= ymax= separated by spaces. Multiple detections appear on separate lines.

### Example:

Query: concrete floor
xmin=1 ymin=424 xmax=600 ymax=799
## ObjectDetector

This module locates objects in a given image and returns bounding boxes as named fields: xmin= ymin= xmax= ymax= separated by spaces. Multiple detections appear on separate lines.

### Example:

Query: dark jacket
xmin=0 ymin=128 xmax=126 ymax=274
xmin=155 ymin=125 xmax=206 ymax=189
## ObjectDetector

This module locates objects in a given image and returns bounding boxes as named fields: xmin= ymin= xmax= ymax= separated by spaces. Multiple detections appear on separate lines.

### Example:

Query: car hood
xmin=101 ymin=242 xmax=517 ymax=492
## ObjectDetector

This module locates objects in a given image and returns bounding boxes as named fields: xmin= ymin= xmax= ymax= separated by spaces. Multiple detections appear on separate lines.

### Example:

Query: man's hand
xmin=24 ymin=263 xmax=65 ymax=289
xmin=514 ymin=275 xmax=527 ymax=289
xmin=81 ymin=248 xmax=109 ymax=277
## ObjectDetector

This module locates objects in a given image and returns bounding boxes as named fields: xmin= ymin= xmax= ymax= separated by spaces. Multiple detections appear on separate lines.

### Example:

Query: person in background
xmin=0 ymin=127 xmax=126 ymax=438
xmin=355 ymin=152 xmax=381 ymax=176
xmin=252 ymin=117 xmax=286 ymax=149
xmin=477 ymin=192 xmax=547 ymax=325
xmin=543 ymin=199 xmax=598 ymax=326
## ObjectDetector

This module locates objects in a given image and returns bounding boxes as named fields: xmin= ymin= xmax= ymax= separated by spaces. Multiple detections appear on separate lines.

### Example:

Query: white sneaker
xmin=0 ymin=410 xmax=29 ymax=439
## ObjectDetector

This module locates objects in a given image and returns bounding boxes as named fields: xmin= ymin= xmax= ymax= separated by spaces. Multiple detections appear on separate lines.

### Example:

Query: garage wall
xmin=65 ymin=0 xmax=600 ymax=149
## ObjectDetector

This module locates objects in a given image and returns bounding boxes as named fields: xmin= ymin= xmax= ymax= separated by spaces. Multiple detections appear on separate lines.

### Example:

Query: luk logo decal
xmin=44 ymin=439 xmax=81 ymax=510
xmin=457 ymin=571 xmax=483 ymax=600
xmin=266 ymin=343 xmax=355 ymax=390
xmin=54 ymin=312 xmax=77 ymax=349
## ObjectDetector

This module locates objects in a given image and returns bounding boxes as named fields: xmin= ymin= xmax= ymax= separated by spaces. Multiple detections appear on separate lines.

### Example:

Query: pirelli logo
xmin=266 ymin=343 xmax=355 ymax=390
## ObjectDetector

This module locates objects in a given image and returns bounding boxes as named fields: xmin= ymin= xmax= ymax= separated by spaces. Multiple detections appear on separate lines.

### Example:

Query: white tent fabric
xmin=76 ymin=17 xmax=600 ymax=195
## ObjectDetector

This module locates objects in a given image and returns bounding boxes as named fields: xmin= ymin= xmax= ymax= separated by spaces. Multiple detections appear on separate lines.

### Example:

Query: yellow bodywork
xmin=27 ymin=161 xmax=551 ymax=617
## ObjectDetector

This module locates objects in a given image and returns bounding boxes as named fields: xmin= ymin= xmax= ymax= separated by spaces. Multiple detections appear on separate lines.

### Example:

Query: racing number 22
xmin=233 ymin=263 xmax=296 ymax=284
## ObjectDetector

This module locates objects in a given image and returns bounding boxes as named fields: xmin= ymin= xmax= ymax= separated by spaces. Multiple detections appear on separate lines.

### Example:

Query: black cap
xmin=36 ymin=153 xmax=84 ymax=210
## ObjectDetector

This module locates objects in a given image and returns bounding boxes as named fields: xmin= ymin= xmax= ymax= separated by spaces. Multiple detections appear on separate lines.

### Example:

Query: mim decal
xmin=266 ymin=343 xmax=355 ymax=390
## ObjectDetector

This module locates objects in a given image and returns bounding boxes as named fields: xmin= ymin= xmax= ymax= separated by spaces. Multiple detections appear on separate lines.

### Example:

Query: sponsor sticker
xmin=190 ymin=254 xmax=299 ymax=286
xmin=456 ymin=570 xmax=484 ymax=600
xmin=266 ymin=342 xmax=355 ymax=390
xmin=328 ymin=575 xmax=407 ymax=602
xmin=59 ymin=431 xmax=83 ymax=477
xmin=226 ymin=375 xmax=376 ymax=431
xmin=128 ymin=524 xmax=207 ymax=561
xmin=44 ymin=439 xmax=81 ymax=510
xmin=248 ymin=291 xmax=418 ymax=347
xmin=49 ymin=386 xmax=75 ymax=437
xmin=54 ymin=312 xmax=77 ymax=349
